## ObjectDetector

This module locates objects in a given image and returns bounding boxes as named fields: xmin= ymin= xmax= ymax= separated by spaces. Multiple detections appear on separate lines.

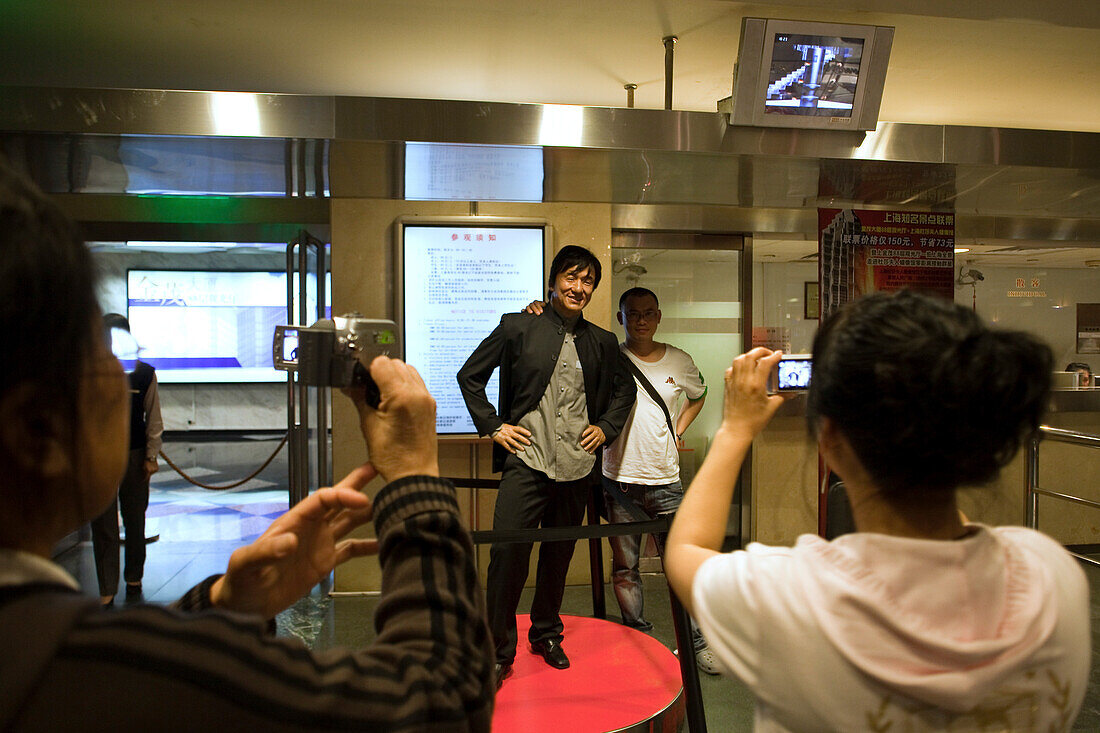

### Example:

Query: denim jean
xmin=602 ymin=476 xmax=707 ymax=651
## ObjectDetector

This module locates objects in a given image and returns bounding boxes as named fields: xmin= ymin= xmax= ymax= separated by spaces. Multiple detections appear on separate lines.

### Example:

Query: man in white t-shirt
xmin=603 ymin=287 xmax=716 ymax=673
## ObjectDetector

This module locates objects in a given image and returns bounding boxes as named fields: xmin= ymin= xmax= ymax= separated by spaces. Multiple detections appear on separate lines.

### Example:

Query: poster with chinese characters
xmin=818 ymin=208 xmax=955 ymax=319
xmin=402 ymin=223 xmax=546 ymax=434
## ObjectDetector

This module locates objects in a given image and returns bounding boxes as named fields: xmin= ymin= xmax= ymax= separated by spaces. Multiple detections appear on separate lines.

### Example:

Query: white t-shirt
xmin=692 ymin=525 xmax=1090 ymax=732
xmin=602 ymin=343 xmax=706 ymax=485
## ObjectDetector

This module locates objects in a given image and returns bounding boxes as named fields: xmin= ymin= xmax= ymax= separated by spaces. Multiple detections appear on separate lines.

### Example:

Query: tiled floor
xmin=60 ymin=437 xmax=290 ymax=604
xmin=55 ymin=436 xmax=1100 ymax=731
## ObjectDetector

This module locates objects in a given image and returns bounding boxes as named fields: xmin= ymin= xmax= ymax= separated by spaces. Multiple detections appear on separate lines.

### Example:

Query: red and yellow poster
xmin=817 ymin=208 xmax=955 ymax=319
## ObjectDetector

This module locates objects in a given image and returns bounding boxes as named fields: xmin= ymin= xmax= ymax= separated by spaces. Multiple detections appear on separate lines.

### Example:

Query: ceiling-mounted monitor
xmin=726 ymin=17 xmax=893 ymax=131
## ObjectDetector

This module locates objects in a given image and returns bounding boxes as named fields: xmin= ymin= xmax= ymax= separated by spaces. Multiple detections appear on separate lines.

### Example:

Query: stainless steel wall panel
xmin=945 ymin=127 xmax=1100 ymax=169
xmin=955 ymin=215 xmax=1100 ymax=243
xmin=328 ymin=140 xmax=398 ymax=198
xmin=611 ymin=204 xmax=815 ymax=235
xmin=0 ymin=87 xmax=334 ymax=139
xmin=845 ymin=123 xmax=945 ymax=163
xmin=610 ymin=231 xmax=744 ymax=249
xmin=2 ymin=87 xmax=1099 ymax=170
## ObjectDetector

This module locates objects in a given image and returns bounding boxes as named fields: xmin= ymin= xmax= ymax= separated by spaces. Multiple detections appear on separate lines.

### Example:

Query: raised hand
xmin=211 ymin=464 xmax=378 ymax=618
xmin=350 ymin=356 xmax=439 ymax=482
xmin=719 ymin=348 xmax=788 ymax=441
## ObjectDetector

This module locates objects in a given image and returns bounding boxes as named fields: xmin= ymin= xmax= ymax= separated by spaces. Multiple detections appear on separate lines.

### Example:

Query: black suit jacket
xmin=457 ymin=306 xmax=637 ymax=473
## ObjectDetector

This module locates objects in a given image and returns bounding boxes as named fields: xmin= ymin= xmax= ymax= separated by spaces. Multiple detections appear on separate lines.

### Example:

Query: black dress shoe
xmin=494 ymin=662 xmax=512 ymax=689
xmin=125 ymin=582 xmax=142 ymax=600
xmin=530 ymin=639 xmax=570 ymax=669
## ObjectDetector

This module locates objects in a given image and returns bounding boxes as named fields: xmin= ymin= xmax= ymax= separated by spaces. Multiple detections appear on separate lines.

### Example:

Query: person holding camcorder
xmin=0 ymin=162 xmax=493 ymax=732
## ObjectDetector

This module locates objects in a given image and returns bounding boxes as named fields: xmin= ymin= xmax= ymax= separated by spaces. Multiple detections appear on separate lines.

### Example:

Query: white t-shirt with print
xmin=602 ymin=343 xmax=706 ymax=485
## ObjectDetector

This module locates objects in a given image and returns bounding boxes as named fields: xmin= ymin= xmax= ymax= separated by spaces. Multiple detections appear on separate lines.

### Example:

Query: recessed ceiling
xmin=0 ymin=0 xmax=1097 ymax=132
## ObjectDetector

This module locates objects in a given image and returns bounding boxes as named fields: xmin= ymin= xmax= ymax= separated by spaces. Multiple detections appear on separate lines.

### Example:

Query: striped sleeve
xmin=18 ymin=476 xmax=493 ymax=732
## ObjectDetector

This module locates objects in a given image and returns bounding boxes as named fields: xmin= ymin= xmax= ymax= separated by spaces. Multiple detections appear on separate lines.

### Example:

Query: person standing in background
xmin=1065 ymin=362 xmax=1093 ymax=388
xmin=91 ymin=313 xmax=163 ymax=606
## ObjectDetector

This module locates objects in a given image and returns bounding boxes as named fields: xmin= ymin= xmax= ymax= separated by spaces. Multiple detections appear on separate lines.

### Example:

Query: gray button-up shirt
xmin=516 ymin=321 xmax=593 ymax=481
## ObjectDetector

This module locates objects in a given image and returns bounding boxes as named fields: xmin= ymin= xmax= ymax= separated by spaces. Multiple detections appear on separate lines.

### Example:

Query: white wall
xmin=754 ymin=261 xmax=819 ymax=354
xmin=956 ymin=264 xmax=1099 ymax=371
xmin=754 ymin=260 xmax=1098 ymax=371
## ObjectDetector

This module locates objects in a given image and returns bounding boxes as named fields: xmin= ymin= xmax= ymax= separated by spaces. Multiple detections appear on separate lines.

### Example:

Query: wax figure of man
xmin=457 ymin=245 xmax=636 ymax=687
xmin=90 ymin=313 xmax=163 ymax=606
xmin=525 ymin=286 xmax=718 ymax=674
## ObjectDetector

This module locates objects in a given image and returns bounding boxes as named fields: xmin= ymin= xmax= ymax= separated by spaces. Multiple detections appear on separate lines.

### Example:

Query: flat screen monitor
xmin=127 ymin=270 xmax=330 ymax=383
xmin=396 ymin=218 xmax=550 ymax=435
xmin=728 ymin=18 xmax=894 ymax=131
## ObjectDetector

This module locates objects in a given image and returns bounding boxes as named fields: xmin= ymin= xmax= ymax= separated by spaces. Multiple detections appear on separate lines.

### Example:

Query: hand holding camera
xmin=352 ymin=356 xmax=440 ymax=483
xmin=719 ymin=348 xmax=789 ymax=442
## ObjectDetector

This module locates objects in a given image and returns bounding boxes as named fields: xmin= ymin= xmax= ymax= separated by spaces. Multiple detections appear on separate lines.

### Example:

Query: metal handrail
xmin=1025 ymin=425 xmax=1100 ymax=566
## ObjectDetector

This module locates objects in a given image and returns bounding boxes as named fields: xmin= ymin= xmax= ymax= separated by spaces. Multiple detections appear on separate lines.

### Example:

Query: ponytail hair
xmin=807 ymin=290 xmax=1051 ymax=494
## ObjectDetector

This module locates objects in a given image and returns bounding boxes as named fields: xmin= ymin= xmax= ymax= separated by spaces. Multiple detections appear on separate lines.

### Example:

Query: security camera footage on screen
xmin=778 ymin=359 xmax=812 ymax=390
xmin=766 ymin=34 xmax=863 ymax=117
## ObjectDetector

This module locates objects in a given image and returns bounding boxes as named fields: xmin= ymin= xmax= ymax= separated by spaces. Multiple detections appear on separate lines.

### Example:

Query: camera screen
xmin=281 ymin=329 xmax=299 ymax=365
xmin=777 ymin=358 xmax=812 ymax=390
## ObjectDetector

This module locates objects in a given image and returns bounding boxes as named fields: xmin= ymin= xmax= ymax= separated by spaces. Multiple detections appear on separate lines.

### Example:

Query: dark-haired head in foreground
xmin=807 ymin=289 xmax=1052 ymax=496
xmin=0 ymin=161 xmax=112 ymax=546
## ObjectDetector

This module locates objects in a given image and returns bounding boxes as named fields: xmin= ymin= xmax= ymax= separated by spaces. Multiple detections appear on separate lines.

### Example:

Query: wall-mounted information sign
xmin=397 ymin=218 xmax=549 ymax=434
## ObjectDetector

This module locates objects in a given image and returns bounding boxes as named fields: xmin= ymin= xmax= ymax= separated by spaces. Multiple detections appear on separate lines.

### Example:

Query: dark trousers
xmin=91 ymin=449 xmax=150 ymax=596
xmin=486 ymin=454 xmax=589 ymax=665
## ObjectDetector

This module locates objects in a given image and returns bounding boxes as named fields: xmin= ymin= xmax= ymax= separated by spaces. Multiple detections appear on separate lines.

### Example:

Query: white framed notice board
xmin=395 ymin=216 xmax=551 ymax=435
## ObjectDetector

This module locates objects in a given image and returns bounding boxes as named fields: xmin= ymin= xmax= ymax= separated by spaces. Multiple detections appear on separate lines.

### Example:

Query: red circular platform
xmin=492 ymin=614 xmax=684 ymax=733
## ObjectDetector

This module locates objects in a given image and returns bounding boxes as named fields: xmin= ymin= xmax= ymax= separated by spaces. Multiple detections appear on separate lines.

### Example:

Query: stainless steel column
xmin=285 ymin=230 xmax=330 ymax=506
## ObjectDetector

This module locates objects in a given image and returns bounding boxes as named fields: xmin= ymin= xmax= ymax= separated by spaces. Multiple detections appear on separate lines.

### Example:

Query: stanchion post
xmin=1026 ymin=432 xmax=1041 ymax=529
xmin=587 ymin=489 xmax=606 ymax=619
xmin=668 ymin=583 xmax=708 ymax=733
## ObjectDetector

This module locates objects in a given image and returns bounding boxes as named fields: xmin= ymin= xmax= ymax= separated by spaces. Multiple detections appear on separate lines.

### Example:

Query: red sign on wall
xmin=818 ymin=208 xmax=955 ymax=319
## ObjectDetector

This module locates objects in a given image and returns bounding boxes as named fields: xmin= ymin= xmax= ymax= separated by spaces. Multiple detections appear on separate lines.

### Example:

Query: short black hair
xmin=1065 ymin=362 xmax=1091 ymax=375
xmin=618 ymin=287 xmax=659 ymax=310
xmin=548 ymin=245 xmax=601 ymax=291
xmin=104 ymin=313 xmax=131 ymax=332
xmin=807 ymin=289 xmax=1051 ymax=495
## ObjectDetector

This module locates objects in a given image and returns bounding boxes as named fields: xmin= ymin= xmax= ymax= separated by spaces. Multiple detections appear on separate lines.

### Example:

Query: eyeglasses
xmin=108 ymin=327 xmax=144 ymax=373
xmin=624 ymin=310 xmax=659 ymax=322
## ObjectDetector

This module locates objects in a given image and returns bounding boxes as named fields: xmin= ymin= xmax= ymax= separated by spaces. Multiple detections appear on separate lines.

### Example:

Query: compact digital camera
xmin=767 ymin=353 xmax=813 ymax=394
xmin=273 ymin=314 xmax=400 ymax=407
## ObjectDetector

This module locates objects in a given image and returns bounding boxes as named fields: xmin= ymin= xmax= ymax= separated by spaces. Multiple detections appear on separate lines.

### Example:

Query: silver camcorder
xmin=273 ymin=314 xmax=400 ymax=408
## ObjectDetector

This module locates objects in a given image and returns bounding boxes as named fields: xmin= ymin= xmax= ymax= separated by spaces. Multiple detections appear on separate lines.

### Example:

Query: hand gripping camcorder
xmin=273 ymin=314 xmax=400 ymax=408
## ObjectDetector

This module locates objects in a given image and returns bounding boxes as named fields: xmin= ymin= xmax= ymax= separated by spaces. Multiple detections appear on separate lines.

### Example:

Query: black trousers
xmin=91 ymin=449 xmax=150 ymax=596
xmin=486 ymin=454 xmax=589 ymax=665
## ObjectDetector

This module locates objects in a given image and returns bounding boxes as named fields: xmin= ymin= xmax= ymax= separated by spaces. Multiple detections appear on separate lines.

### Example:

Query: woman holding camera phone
xmin=666 ymin=289 xmax=1089 ymax=731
